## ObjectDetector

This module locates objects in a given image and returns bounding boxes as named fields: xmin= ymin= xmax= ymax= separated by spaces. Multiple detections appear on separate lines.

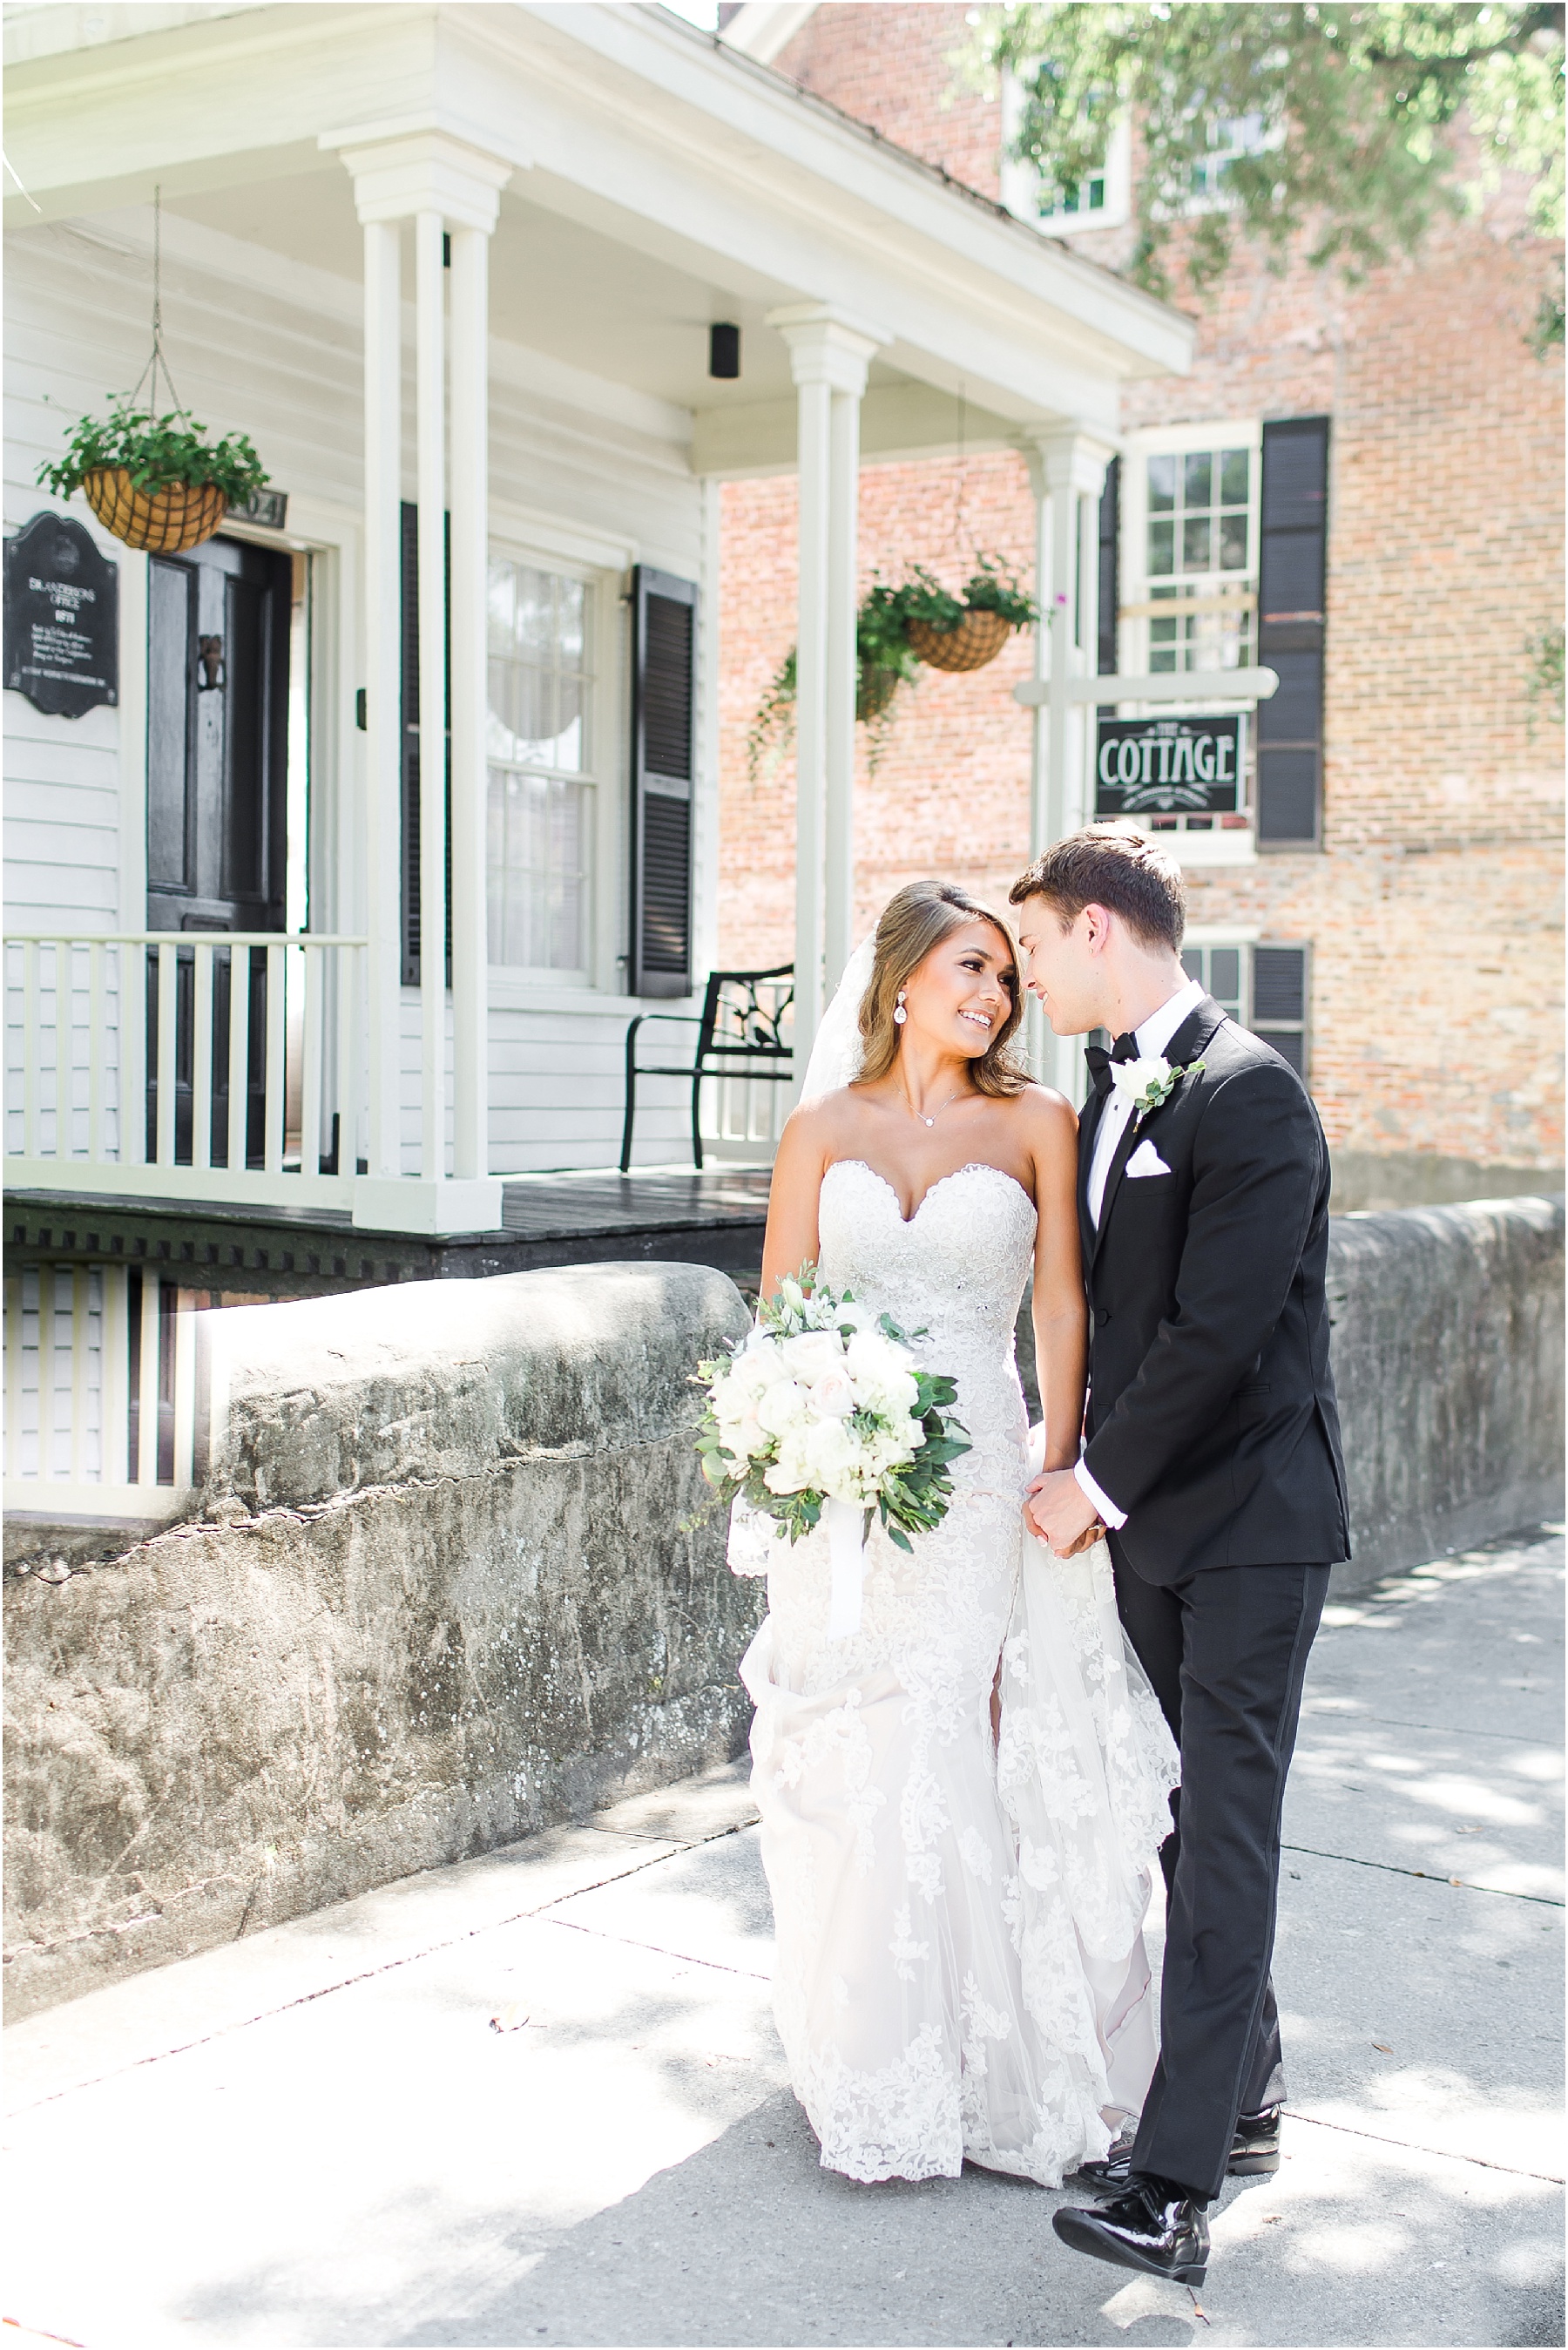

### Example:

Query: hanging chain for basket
xmin=127 ymin=186 xmax=187 ymax=421
xmin=78 ymin=185 xmax=232 ymax=553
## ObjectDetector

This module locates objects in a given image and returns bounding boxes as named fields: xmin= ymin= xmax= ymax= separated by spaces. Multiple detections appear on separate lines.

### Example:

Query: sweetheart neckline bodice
xmin=823 ymin=1156 xmax=1037 ymax=1229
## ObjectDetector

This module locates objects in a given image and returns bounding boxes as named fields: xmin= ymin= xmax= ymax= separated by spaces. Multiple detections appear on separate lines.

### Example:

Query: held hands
xmin=1023 ymin=1466 xmax=1105 ymax=1560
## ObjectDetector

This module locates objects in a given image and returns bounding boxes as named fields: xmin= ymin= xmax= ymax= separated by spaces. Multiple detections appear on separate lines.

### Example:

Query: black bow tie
xmin=1085 ymin=1033 xmax=1141 ymax=1100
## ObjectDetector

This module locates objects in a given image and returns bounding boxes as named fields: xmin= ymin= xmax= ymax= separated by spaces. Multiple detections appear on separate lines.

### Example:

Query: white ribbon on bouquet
xmin=826 ymin=1498 xmax=868 ymax=1639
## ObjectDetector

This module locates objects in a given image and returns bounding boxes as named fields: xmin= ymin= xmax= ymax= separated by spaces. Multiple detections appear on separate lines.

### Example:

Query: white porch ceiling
xmin=4 ymin=0 xmax=1195 ymax=466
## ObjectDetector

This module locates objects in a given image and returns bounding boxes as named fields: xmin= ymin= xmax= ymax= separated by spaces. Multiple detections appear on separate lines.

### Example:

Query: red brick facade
xmin=717 ymin=3 xmax=1565 ymax=1204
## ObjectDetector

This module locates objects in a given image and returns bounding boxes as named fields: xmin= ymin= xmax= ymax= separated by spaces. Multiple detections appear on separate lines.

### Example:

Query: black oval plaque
xmin=4 ymin=510 xmax=119 ymax=719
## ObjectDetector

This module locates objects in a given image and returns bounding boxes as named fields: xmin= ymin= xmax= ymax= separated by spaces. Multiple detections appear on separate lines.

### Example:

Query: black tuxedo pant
xmin=1112 ymin=1553 xmax=1330 ymax=2204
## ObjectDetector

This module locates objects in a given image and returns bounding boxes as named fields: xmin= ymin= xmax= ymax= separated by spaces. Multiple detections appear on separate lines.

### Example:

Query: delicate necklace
xmin=898 ymin=1082 xmax=969 ymax=1130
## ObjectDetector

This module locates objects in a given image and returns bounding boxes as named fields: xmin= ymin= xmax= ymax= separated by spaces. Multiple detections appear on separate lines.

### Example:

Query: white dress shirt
xmin=1073 ymin=975 xmax=1207 ymax=1532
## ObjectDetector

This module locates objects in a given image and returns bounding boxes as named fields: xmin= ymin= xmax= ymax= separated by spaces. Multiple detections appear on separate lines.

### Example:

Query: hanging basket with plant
xmin=746 ymin=555 xmax=1038 ymax=781
xmin=39 ymin=396 xmax=268 ymax=555
xmin=897 ymin=558 xmax=1037 ymax=673
xmin=36 ymin=188 xmax=270 ymax=558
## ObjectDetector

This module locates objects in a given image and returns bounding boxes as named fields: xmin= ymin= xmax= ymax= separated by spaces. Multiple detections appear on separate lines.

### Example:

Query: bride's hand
xmin=1055 ymin=1520 xmax=1105 ymax=1558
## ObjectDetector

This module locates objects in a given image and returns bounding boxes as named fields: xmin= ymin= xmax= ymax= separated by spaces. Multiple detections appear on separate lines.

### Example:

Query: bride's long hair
xmin=857 ymin=881 xmax=1029 ymax=1097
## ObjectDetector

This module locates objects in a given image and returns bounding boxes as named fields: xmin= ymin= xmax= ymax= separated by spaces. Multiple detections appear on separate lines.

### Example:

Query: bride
xmin=736 ymin=879 xmax=1179 ymax=2189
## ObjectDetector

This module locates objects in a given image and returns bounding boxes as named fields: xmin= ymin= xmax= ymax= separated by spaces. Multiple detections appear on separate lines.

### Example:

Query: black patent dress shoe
xmin=1228 ymin=2102 xmax=1283 ymax=2175
xmin=1070 ymin=2104 xmax=1283 ymax=2194
xmin=1053 ymin=2176 xmax=1210 ymax=2284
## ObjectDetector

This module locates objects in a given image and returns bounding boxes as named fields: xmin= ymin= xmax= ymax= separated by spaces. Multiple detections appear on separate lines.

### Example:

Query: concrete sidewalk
xmin=3 ymin=1531 xmax=1562 ymax=2350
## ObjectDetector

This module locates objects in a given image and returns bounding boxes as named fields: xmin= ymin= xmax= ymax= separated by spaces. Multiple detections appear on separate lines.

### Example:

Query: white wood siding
xmin=6 ymin=206 xmax=721 ymax=1175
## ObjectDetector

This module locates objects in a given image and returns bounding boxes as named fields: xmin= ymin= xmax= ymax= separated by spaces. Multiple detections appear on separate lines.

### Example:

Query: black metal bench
xmin=619 ymin=964 xmax=794 ymax=1173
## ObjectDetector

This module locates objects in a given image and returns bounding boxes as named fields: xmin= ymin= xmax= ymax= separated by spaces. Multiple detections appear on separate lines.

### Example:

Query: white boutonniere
xmin=1110 ymin=1053 xmax=1205 ymax=1128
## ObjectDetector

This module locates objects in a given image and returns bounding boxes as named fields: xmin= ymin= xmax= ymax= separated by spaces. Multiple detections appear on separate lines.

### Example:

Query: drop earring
xmin=893 ymin=990 xmax=908 ymax=1026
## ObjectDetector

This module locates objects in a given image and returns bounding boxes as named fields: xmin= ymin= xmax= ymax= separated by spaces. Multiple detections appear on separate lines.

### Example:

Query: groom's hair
xmin=1009 ymin=827 xmax=1186 ymax=952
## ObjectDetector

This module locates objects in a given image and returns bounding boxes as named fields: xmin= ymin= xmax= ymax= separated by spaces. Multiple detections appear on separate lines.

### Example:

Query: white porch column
xmin=360 ymin=214 xmax=402 ymax=1182
xmin=1019 ymin=427 xmax=1113 ymax=1093
xmin=768 ymin=306 xmax=887 ymax=1068
xmin=414 ymin=207 xmax=447 ymax=1183
xmin=448 ymin=221 xmax=490 ymax=1183
xmin=330 ymin=126 xmax=512 ymax=1232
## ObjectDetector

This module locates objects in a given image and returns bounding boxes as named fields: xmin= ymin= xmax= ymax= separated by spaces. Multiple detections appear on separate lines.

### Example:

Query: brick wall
xmin=720 ymin=3 xmax=1565 ymax=1200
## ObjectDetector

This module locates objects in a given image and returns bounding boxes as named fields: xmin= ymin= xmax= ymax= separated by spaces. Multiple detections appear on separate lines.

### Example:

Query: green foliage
xmin=37 ymin=396 xmax=269 ymax=504
xmin=1529 ymin=258 xmax=1565 ymax=354
xmin=977 ymin=3 xmax=1565 ymax=296
xmin=1524 ymin=620 xmax=1565 ymax=728
xmin=746 ymin=558 xmax=1039 ymax=781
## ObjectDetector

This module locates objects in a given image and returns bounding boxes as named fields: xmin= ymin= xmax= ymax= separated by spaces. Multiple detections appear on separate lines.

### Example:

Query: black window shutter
xmin=1251 ymin=943 xmax=1309 ymax=1078
xmin=399 ymin=501 xmax=452 ymax=986
xmin=1256 ymin=417 xmax=1329 ymax=848
xmin=1098 ymin=456 xmax=1120 ymax=679
xmin=630 ymin=565 xmax=696 ymax=999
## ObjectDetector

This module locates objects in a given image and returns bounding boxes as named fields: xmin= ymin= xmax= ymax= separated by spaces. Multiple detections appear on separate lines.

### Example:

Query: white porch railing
xmin=3 ymin=1263 xmax=200 ymax=1521
xmin=699 ymin=1069 xmax=793 ymax=1163
xmin=3 ymin=933 xmax=367 ymax=1209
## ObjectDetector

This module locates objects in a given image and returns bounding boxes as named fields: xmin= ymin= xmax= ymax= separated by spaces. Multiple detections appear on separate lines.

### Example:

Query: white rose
xmin=764 ymin=1426 xmax=817 ymax=1494
xmin=807 ymin=1365 xmax=856 ymax=1420
xmin=715 ymin=1402 xmax=767 ymax=1461
xmin=845 ymin=1331 xmax=919 ymax=1417
xmin=781 ymin=1330 xmax=845 ymax=1385
xmin=801 ymin=1416 xmax=858 ymax=1499
xmin=1110 ymin=1054 xmax=1171 ymax=1107
xmin=732 ymin=1344 xmax=781 ymax=1398
xmin=755 ymin=1378 xmax=810 ymax=1438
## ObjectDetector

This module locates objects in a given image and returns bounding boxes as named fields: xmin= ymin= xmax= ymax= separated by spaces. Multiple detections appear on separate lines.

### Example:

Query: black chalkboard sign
xmin=4 ymin=511 xmax=118 ymax=719
xmin=1095 ymin=711 xmax=1243 ymax=818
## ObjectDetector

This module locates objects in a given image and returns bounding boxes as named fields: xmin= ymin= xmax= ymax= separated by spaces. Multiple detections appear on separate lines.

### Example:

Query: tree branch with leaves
xmin=977 ymin=2 xmax=1564 ymax=298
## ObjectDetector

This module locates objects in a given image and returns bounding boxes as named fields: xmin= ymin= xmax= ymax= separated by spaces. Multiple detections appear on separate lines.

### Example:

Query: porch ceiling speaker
xmin=709 ymin=322 xmax=741 ymax=381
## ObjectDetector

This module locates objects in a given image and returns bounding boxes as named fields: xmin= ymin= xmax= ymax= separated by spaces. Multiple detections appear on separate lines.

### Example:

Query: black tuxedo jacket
xmin=1078 ymin=995 xmax=1350 ymax=1583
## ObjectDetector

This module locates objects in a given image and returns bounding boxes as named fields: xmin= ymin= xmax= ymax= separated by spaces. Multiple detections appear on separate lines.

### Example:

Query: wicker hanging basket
xmin=905 ymin=606 xmax=1014 ymax=674
xmin=82 ymin=467 xmax=227 ymax=554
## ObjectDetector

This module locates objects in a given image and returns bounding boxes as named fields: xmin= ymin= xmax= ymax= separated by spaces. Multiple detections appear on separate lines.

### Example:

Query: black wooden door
xmin=145 ymin=535 xmax=292 ymax=1163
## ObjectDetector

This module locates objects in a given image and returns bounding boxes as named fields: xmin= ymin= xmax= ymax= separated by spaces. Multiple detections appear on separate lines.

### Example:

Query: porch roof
xmin=3 ymin=0 xmax=1194 ymax=467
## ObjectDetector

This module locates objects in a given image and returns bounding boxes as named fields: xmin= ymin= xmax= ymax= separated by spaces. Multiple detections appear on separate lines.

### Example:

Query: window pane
xmin=1148 ymin=518 xmax=1174 ymax=575
xmin=1219 ymin=512 xmax=1249 ymax=571
xmin=486 ymin=563 xmax=515 ymax=654
xmin=487 ymin=768 xmax=590 ymax=971
xmin=1182 ymin=515 xmax=1213 ymax=570
xmin=485 ymin=554 xmax=596 ymax=966
xmin=1209 ymin=946 xmax=1240 ymax=1004
xmin=557 ymin=579 xmax=585 ymax=665
xmin=1184 ymin=451 xmax=1213 ymax=511
xmin=1220 ymin=447 xmax=1250 ymax=505
xmin=1147 ymin=454 xmax=1176 ymax=512
xmin=516 ymin=568 xmax=554 ymax=659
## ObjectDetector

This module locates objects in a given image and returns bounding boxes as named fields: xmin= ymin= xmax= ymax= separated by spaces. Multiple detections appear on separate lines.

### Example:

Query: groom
xmin=1011 ymin=827 xmax=1349 ymax=2286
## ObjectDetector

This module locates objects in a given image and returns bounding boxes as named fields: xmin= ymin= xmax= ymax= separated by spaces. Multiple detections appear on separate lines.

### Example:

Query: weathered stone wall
xmin=6 ymin=1204 xmax=1561 ymax=2019
xmin=1324 ymin=1195 xmax=1565 ymax=1584
xmin=4 ymin=1264 xmax=757 ymax=2022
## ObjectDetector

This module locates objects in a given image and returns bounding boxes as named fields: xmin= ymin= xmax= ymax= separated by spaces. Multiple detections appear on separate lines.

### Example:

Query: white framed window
xmin=1180 ymin=934 xmax=1310 ymax=1080
xmin=999 ymin=76 xmax=1131 ymax=234
xmin=486 ymin=555 xmax=598 ymax=979
xmin=1121 ymin=421 xmax=1261 ymax=678
xmin=1116 ymin=422 xmax=1262 ymax=852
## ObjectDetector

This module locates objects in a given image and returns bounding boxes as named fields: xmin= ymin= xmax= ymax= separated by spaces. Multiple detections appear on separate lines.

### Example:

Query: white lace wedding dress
xmin=736 ymin=1158 xmax=1179 ymax=2187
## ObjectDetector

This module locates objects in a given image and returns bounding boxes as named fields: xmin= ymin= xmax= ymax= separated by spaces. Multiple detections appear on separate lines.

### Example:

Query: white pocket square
xmin=1125 ymin=1139 xmax=1172 ymax=1178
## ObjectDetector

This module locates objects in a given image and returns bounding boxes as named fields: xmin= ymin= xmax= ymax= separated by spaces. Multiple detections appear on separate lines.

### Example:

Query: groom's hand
xmin=1024 ymin=1468 xmax=1104 ymax=1557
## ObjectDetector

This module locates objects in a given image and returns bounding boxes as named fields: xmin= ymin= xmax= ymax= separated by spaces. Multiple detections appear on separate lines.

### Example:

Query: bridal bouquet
xmin=694 ymin=1265 xmax=970 ymax=1553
